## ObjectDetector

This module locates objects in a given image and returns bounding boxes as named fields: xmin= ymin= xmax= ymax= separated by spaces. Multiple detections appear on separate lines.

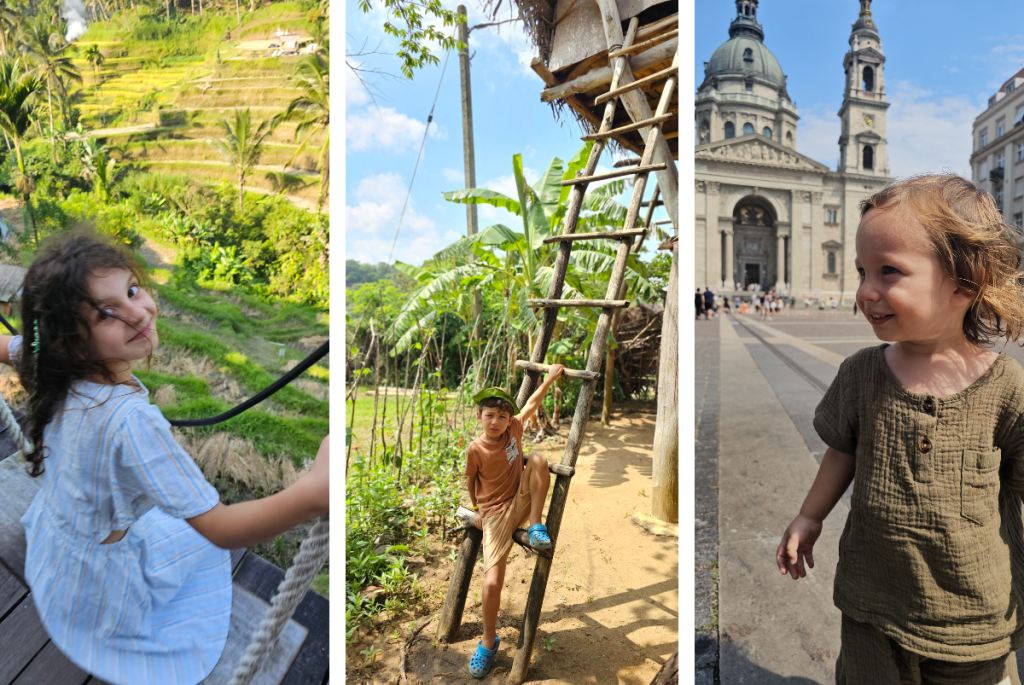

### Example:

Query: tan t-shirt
xmin=814 ymin=344 xmax=1024 ymax=661
xmin=465 ymin=416 xmax=524 ymax=520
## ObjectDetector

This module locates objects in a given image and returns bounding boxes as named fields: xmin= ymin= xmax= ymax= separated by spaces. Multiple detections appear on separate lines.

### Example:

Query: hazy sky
xmin=343 ymin=2 xmax=670 ymax=267
xmin=695 ymin=0 xmax=1024 ymax=178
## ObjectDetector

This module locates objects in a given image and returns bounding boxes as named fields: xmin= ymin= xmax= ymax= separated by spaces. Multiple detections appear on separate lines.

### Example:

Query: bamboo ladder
xmin=435 ymin=12 xmax=679 ymax=682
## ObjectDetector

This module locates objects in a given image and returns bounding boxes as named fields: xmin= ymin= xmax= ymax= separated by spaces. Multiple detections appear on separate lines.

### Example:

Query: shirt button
xmin=923 ymin=398 xmax=935 ymax=414
xmin=919 ymin=438 xmax=932 ymax=453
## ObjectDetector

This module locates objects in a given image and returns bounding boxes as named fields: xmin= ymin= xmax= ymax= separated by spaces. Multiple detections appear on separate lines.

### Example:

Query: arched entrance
xmin=732 ymin=196 xmax=779 ymax=290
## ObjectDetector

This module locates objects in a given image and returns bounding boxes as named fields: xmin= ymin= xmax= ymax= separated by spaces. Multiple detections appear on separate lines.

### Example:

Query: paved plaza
xmin=695 ymin=308 xmax=1024 ymax=684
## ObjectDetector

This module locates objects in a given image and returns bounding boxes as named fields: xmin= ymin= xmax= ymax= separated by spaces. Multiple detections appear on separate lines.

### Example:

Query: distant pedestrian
xmin=830 ymin=298 xmax=838 ymax=316
xmin=703 ymin=287 xmax=715 ymax=320
xmin=695 ymin=288 xmax=705 ymax=320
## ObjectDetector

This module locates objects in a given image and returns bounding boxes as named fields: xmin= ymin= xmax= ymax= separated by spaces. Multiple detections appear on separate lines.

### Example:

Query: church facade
xmin=695 ymin=0 xmax=892 ymax=302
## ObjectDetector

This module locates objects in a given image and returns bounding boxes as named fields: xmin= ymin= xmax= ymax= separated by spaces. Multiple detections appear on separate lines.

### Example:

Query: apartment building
xmin=971 ymin=68 xmax=1024 ymax=228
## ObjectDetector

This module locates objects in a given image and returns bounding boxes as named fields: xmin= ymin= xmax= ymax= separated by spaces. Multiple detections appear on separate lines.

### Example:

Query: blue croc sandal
xmin=528 ymin=524 xmax=552 ymax=549
xmin=469 ymin=634 xmax=499 ymax=678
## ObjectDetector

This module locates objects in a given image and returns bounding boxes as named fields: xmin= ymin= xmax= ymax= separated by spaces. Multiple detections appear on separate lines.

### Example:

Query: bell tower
xmin=837 ymin=0 xmax=889 ymax=176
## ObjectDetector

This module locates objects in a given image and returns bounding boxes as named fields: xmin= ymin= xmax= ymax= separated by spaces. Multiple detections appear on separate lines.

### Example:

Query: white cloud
xmin=885 ymin=81 xmax=979 ymax=178
xmin=346 ymin=107 xmax=447 ymax=154
xmin=346 ymin=172 xmax=455 ymax=265
xmin=345 ymin=59 xmax=371 ymax=109
xmin=794 ymin=104 xmax=841 ymax=170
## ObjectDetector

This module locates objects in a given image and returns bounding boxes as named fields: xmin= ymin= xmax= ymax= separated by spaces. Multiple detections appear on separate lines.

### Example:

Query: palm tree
xmin=278 ymin=53 xmax=329 ymax=208
xmin=82 ymin=44 xmax=105 ymax=124
xmin=207 ymin=108 xmax=273 ymax=212
xmin=0 ymin=0 xmax=19 ymax=56
xmin=19 ymin=18 xmax=82 ymax=159
xmin=0 ymin=57 xmax=39 ymax=178
xmin=0 ymin=57 xmax=41 ymax=241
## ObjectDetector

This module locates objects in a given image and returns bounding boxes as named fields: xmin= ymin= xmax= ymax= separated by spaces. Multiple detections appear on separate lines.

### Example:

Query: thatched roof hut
xmin=492 ymin=0 xmax=678 ymax=159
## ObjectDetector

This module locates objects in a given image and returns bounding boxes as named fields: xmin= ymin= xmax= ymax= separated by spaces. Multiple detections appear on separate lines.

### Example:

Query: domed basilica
xmin=695 ymin=0 xmax=891 ymax=301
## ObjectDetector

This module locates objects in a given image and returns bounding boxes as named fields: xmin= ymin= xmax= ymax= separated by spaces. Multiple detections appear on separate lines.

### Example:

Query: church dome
xmin=705 ymin=36 xmax=786 ymax=90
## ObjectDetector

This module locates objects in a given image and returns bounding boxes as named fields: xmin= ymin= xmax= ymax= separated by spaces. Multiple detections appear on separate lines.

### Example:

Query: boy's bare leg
xmin=525 ymin=453 xmax=551 ymax=526
xmin=482 ymin=554 xmax=509 ymax=650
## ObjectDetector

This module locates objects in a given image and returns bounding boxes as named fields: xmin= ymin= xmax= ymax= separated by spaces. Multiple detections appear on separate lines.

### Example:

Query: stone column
xmin=724 ymin=229 xmax=734 ymax=290
xmin=705 ymin=182 xmax=721 ymax=289
xmin=810 ymin=191 xmax=824 ymax=294
xmin=1005 ymin=140 xmax=1015 ymax=224
xmin=776 ymin=233 xmax=785 ymax=290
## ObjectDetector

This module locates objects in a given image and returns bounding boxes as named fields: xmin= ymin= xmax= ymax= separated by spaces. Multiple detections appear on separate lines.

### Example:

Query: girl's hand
xmin=307 ymin=435 xmax=329 ymax=515
xmin=776 ymin=514 xmax=822 ymax=580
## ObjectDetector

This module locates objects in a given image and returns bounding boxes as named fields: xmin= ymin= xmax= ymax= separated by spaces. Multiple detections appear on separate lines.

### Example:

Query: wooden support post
xmin=435 ymin=527 xmax=482 ymax=642
xmin=652 ymin=238 xmax=679 ymax=523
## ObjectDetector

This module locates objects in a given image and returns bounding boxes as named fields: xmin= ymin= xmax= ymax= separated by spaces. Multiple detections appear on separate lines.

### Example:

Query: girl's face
xmin=855 ymin=209 xmax=972 ymax=346
xmin=83 ymin=268 xmax=158 ymax=377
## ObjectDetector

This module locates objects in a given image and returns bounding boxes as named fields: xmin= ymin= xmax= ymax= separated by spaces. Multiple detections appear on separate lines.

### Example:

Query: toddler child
xmin=463 ymin=365 xmax=564 ymax=677
xmin=4 ymin=233 xmax=329 ymax=685
xmin=777 ymin=175 xmax=1024 ymax=684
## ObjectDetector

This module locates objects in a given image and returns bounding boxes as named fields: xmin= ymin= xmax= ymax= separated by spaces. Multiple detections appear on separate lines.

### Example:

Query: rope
xmin=228 ymin=515 xmax=330 ymax=685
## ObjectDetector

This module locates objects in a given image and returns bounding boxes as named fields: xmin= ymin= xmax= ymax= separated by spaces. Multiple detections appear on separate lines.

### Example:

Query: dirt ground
xmin=347 ymin=400 xmax=678 ymax=684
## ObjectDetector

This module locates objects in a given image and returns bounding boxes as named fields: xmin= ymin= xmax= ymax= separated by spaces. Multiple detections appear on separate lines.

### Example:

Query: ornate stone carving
xmin=696 ymin=180 xmax=706 ymax=193
xmin=811 ymin=191 xmax=824 ymax=204
xmin=794 ymin=190 xmax=811 ymax=203
xmin=707 ymin=181 xmax=720 ymax=195
xmin=695 ymin=141 xmax=816 ymax=170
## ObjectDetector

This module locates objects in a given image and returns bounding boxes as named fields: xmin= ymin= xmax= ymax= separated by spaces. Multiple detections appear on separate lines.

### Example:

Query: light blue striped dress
xmin=15 ymin=339 xmax=232 ymax=684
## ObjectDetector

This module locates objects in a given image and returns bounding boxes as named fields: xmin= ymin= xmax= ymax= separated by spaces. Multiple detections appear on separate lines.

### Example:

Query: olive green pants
xmin=836 ymin=615 xmax=1019 ymax=685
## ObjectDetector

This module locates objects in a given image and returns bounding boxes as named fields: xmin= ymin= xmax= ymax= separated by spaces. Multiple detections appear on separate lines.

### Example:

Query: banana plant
xmin=386 ymin=143 xmax=653 ymax=357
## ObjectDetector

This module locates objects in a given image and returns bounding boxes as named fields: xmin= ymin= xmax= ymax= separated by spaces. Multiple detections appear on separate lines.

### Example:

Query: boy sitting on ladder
xmin=464 ymin=364 xmax=564 ymax=678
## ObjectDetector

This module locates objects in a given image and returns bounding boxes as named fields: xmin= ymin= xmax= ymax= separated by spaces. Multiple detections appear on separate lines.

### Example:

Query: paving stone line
xmin=695 ymin=323 xmax=720 ymax=684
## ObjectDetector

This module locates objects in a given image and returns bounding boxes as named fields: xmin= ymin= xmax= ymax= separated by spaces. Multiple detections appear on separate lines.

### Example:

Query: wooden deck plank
xmin=232 ymin=554 xmax=330 ymax=685
xmin=11 ymin=640 xmax=90 ymax=685
xmin=0 ymin=556 xmax=26 ymax=620
xmin=201 ymin=585 xmax=308 ymax=685
xmin=0 ymin=597 xmax=50 ymax=684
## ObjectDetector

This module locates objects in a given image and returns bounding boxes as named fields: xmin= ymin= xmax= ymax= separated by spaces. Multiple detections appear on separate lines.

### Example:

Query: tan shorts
xmin=481 ymin=463 xmax=533 ymax=573
xmin=836 ymin=614 xmax=1019 ymax=685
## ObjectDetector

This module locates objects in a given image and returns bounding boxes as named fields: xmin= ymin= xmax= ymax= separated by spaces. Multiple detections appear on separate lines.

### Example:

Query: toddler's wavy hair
xmin=17 ymin=231 xmax=152 ymax=477
xmin=860 ymin=174 xmax=1024 ymax=347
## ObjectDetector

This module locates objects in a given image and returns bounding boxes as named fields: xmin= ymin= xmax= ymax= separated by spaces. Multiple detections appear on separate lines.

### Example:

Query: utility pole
xmin=458 ymin=5 xmax=484 ymax=375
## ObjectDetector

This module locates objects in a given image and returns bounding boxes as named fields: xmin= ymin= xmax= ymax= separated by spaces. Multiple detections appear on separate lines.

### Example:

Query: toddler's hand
xmin=547 ymin=364 xmax=565 ymax=381
xmin=474 ymin=511 xmax=482 ymax=530
xmin=776 ymin=514 xmax=822 ymax=580
xmin=307 ymin=435 xmax=329 ymax=515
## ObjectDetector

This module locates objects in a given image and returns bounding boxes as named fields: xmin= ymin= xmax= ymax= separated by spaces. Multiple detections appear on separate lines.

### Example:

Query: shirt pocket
xmin=962 ymin=448 xmax=1002 ymax=526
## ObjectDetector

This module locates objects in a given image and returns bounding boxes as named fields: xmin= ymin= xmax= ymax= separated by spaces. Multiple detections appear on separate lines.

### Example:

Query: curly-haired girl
xmin=3 ymin=232 xmax=329 ymax=685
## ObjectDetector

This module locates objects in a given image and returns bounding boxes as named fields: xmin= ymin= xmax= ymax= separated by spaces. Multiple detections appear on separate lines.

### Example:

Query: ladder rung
xmin=516 ymin=360 xmax=600 ymax=381
xmin=580 ymin=114 xmax=673 ymax=141
xmin=594 ymin=64 xmax=679 ymax=105
xmin=528 ymin=299 xmax=629 ymax=309
xmin=511 ymin=528 xmax=554 ymax=558
xmin=548 ymin=463 xmax=575 ymax=478
xmin=542 ymin=229 xmax=645 ymax=244
xmin=561 ymin=163 xmax=667 ymax=186
xmin=607 ymin=29 xmax=679 ymax=59
xmin=614 ymin=157 xmax=643 ymax=168
xmin=642 ymin=199 xmax=664 ymax=208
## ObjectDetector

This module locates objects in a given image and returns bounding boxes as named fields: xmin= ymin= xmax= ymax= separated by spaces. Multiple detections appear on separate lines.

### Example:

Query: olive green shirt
xmin=814 ymin=345 xmax=1024 ymax=661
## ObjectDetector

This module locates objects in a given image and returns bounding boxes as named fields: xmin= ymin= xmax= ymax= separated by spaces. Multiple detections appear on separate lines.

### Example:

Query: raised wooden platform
xmin=0 ymin=423 xmax=328 ymax=685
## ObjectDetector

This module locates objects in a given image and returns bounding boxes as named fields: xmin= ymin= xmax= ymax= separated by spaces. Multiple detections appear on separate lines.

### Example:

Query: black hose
xmin=0 ymin=312 xmax=328 ymax=428
xmin=169 ymin=340 xmax=329 ymax=427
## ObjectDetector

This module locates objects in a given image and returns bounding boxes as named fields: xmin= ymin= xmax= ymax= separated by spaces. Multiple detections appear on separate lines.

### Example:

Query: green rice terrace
xmin=0 ymin=0 xmax=331 ymax=594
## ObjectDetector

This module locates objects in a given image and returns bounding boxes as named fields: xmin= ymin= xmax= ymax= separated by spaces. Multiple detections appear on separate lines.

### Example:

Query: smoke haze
xmin=63 ymin=0 xmax=88 ymax=42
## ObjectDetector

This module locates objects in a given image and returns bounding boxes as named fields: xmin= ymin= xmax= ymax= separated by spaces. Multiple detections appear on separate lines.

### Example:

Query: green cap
xmin=472 ymin=387 xmax=519 ymax=415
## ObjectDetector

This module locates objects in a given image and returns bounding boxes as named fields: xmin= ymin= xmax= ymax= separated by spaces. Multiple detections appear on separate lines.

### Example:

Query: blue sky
xmin=343 ymin=2 xmax=671 ymax=267
xmin=696 ymin=0 xmax=1024 ymax=178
